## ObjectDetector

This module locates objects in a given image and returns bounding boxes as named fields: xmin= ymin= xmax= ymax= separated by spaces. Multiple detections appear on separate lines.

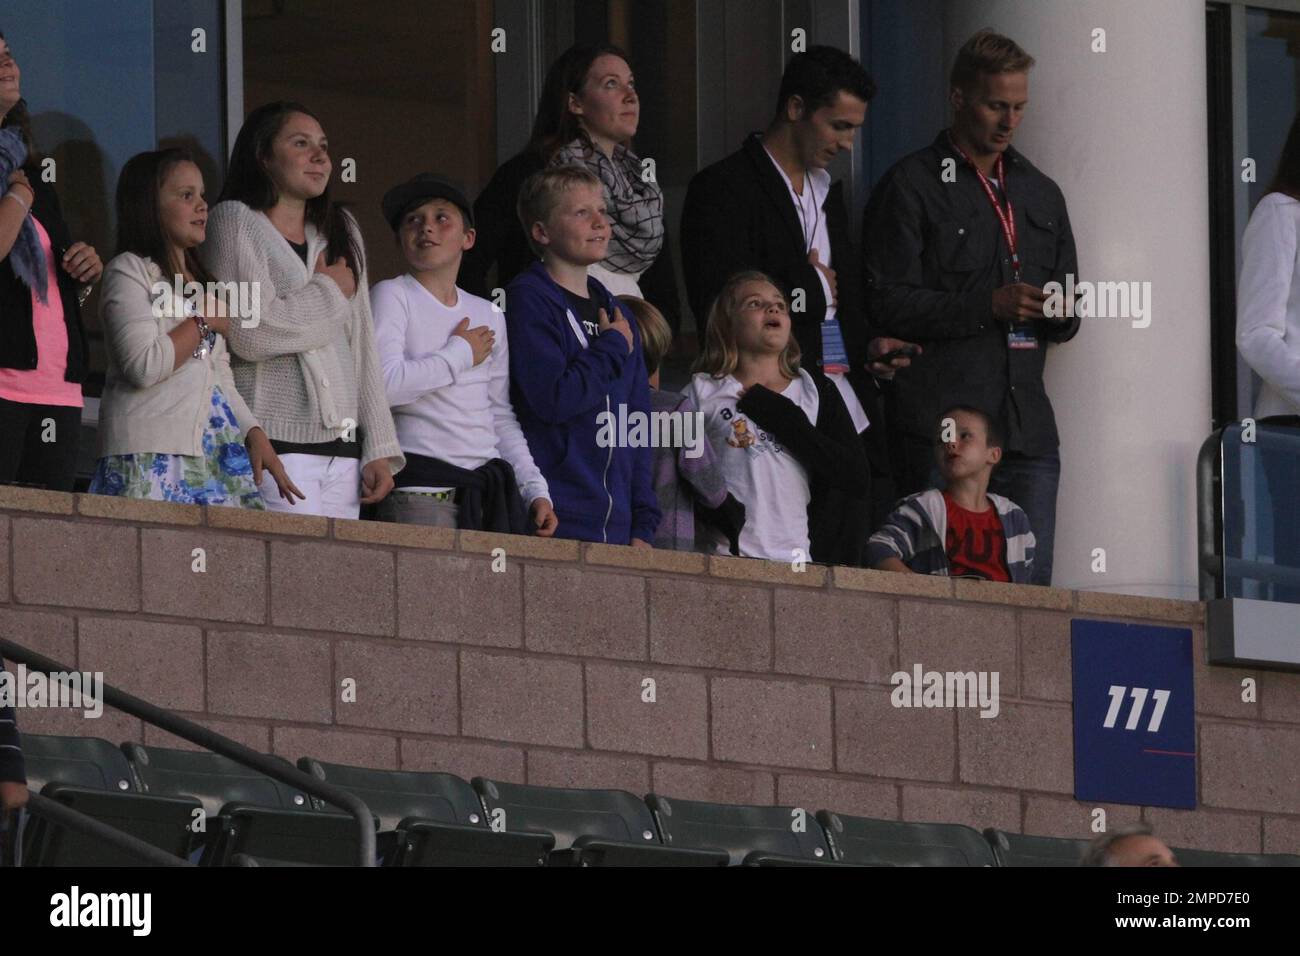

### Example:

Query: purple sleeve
xmin=626 ymin=310 xmax=662 ymax=543
xmin=674 ymin=393 xmax=729 ymax=508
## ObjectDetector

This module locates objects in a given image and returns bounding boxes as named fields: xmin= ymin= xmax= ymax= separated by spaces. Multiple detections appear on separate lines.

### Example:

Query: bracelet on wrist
xmin=191 ymin=314 xmax=213 ymax=358
xmin=4 ymin=190 xmax=30 ymax=212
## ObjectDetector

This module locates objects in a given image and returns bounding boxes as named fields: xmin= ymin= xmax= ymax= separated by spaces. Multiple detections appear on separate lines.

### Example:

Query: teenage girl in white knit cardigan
xmin=201 ymin=101 xmax=404 ymax=518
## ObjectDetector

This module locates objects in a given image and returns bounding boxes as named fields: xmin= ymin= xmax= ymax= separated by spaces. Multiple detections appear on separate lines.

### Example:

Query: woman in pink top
xmin=0 ymin=30 xmax=102 ymax=491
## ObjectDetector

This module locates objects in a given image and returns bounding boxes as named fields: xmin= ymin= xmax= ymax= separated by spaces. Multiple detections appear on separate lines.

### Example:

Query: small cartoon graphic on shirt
xmin=582 ymin=318 xmax=599 ymax=338
xmin=724 ymin=415 xmax=782 ymax=454
xmin=727 ymin=417 xmax=758 ymax=448
xmin=717 ymin=406 xmax=782 ymax=454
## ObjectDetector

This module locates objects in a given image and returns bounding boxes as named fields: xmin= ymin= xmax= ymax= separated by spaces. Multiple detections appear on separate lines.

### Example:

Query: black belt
xmin=270 ymin=436 xmax=362 ymax=460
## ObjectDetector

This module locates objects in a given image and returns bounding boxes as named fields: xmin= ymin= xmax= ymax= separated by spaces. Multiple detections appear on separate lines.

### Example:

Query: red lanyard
xmin=948 ymin=133 xmax=1020 ymax=281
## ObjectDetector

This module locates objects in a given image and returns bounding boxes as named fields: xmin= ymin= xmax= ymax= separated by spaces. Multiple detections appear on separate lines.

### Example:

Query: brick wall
xmin=2 ymin=485 xmax=1298 ymax=854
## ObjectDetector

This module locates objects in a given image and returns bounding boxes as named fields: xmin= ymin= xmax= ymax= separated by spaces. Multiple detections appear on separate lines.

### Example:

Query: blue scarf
xmin=0 ymin=127 xmax=49 ymax=304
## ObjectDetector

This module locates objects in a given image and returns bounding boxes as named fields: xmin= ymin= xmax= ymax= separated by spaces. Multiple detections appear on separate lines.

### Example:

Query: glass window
xmin=1245 ymin=8 xmax=1300 ymax=211
xmin=1241 ymin=8 xmax=1300 ymax=418
xmin=1219 ymin=422 xmax=1300 ymax=604
xmin=2 ymin=0 xmax=225 ymax=403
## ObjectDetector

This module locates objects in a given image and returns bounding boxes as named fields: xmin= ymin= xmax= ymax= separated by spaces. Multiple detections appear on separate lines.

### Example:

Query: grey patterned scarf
xmin=0 ymin=127 xmax=48 ymax=303
xmin=552 ymin=138 xmax=664 ymax=275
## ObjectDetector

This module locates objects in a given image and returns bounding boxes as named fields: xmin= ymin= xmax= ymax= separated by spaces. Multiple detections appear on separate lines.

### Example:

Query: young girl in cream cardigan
xmin=92 ymin=148 xmax=296 ymax=506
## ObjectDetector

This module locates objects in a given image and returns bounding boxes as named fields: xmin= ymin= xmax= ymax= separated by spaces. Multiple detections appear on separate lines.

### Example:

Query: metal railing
xmin=1197 ymin=418 xmax=1300 ymax=601
xmin=1196 ymin=427 xmax=1225 ymax=601
xmin=0 ymin=638 xmax=376 ymax=867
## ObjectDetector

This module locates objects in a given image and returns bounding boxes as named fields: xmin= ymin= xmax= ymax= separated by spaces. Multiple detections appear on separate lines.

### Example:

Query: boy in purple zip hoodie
xmin=505 ymin=166 xmax=660 ymax=545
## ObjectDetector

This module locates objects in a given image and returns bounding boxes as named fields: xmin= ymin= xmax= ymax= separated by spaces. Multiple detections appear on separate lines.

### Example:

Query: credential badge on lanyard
xmin=800 ymin=169 xmax=851 ymax=374
xmin=946 ymin=131 xmax=1021 ymax=283
xmin=947 ymin=131 xmax=1036 ymax=351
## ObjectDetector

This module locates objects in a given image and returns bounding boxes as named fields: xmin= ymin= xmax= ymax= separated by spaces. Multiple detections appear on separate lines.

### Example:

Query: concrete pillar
xmin=944 ymin=0 xmax=1212 ymax=599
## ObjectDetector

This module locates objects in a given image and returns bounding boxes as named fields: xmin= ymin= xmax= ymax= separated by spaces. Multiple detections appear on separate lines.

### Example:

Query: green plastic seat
xmin=302 ymin=759 xmax=551 ymax=866
xmin=20 ymin=734 xmax=198 ymax=866
xmin=123 ymin=743 xmax=363 ymax=866
xmin=819 ymin=811 xmax=996 ymax=866
xmin=474 ymin=778 xmax=727 ymax=867
xmin=646 ymin=794 xmax=838 ymax=866
xmin=985 ymin=828 xmax=1088 ymax=866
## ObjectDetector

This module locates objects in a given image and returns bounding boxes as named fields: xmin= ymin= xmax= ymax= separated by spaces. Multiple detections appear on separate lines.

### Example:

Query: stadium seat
xmin=300 ymin=758 xmax=552 ymax=867
xmin=472 ymin=778 xmax=729 ymax=866
xmin=818 ymin=811 xmax=995 ymax=866
xmin=122 ymin=743 xmax=365 ymax=866
xmin=19 ymin=734 xmax=199 ymax=867
xmin=1173 ymin=846 xmax=1300 ymax=867
xmin=984 ymin=828 xmax=1087 ymax=866
xmin=646 ymin=794 xmax=839 ymax=866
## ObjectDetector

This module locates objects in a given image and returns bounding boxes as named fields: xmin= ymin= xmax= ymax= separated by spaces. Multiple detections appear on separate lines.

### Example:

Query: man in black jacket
xmin=863 ymin=29 xmax=1080 ymax=587
xmin=681 ymin=46 xmax=918 ymax=542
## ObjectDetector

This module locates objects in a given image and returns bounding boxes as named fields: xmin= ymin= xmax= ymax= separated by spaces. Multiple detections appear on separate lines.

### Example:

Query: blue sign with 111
xmin=1071 ymin=619 xmax=1196 ymax=809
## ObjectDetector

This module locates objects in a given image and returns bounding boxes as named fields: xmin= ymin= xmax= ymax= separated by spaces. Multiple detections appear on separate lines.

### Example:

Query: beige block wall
xmin=1 ymin=486 xmax=1297 ymax=855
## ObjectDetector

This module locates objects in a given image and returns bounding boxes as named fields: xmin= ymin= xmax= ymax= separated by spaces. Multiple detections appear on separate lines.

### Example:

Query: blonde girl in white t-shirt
xmin=686 ymin=271 xmax=869 ymax=564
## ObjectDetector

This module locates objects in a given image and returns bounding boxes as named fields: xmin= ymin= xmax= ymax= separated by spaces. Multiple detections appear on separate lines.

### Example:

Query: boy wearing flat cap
xmin=370 ymin=173 xmax=557 ymax=535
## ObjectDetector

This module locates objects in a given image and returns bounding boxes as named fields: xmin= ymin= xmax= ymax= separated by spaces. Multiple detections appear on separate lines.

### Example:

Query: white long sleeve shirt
xmin=370 ymin=273 xmax=549 ymax=505
xmin=1238 ymin=191 xmax=1300 ymax=418
xmin=761 ymin=144 xmax=870 ymax=434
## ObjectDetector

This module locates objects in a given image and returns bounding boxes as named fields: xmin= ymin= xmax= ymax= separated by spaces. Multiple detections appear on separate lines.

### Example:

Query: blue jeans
xmin=987 ymin=450 xmax=1061 ymax=587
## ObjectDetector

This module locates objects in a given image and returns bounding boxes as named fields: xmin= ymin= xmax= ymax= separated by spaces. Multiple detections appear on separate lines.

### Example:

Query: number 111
xmin=1102 ymin=686 xmax=1170 ymax=732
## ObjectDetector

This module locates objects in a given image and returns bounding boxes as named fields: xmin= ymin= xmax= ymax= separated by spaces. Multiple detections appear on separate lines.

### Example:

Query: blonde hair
xmin=950 ymin=29 xmax=1034 ymax=93
xmin=693 ymin=271 xmax=801 ymax=379
xmin=619 ymin=295 xmax=672 ymax=375
xmin=516 ymin=165 xmax=603 ymax=257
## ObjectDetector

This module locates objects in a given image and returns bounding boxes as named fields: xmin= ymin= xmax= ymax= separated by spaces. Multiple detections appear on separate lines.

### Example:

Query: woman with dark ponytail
xmin=201 ymin=101 xmax=403 ymax=518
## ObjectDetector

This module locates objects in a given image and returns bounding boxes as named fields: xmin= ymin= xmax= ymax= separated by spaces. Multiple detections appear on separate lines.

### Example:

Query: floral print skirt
xmin=89 ymin=386 xmax=265 ymax=509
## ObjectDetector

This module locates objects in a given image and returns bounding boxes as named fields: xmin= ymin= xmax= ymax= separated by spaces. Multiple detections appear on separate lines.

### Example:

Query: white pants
xmin=258 ymin=452 xmax=361 ymax=519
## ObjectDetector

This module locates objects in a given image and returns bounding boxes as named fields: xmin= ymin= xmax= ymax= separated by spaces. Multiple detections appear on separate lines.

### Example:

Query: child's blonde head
xmin=516 ymin=165 xmax=603 ymax=258
xmin=694 ymin=271 xmax=801 ymax=378
xmin=619 ymin=295 xmax=672 ymax=376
